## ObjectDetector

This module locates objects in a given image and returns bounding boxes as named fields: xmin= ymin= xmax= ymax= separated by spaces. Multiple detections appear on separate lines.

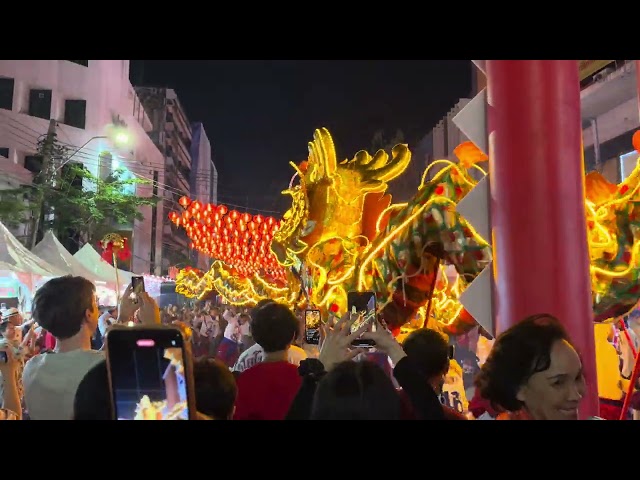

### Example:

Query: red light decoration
xmin=169 ymin=199 xmax=286 ymax=281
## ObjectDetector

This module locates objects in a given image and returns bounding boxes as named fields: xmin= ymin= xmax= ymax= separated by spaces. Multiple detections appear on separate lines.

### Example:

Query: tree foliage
xmin=43 ymin=163 xmax=158 ymax=245
xmin=0 ymin=136 xmax=158 ymax=246
xmin=0 ymin=188 xmax=30 ymax=229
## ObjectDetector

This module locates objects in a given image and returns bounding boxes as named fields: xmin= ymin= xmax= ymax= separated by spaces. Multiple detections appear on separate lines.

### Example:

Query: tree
xmin=43 ymin=163 xmax=158 ymax=247
xmin=0 ymin=188 xmax=30 ymax=230
xmin=0 ymin=136 xmax=158 ymax=248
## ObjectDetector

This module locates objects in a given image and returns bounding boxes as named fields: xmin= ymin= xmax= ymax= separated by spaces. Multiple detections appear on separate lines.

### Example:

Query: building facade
xmin=135 ymin=87 xmax=194 ymax=274
xmin=422 ymin=61 xmax=639 ymax=186
xmin=189 ymin=122 xmax=218 ymax=271
xmin=580 ymin=60 xmax=639 ymax=183
xmin=0 ymin=60 xmax=165 ymax=275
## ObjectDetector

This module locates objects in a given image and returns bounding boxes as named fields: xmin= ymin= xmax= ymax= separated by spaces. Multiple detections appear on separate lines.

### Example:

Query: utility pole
xmin=29 ymin=118 xmax=57 ymax=249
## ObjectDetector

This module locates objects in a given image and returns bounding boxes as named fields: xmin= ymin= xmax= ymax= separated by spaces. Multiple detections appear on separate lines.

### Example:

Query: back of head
xmin=402 ymin=328 xmax=450 ymax=378
xmin=251 ymin=302 xmax=298 ymax=353
xmin=74 ymin=360 xmax=112 ymax=420
xmin=251 ymin=299 xmax=275 ymax=319
xmin=474 ymin=314 xmax=570 ymax=412
xmin=193 ymin=357 xmax=237 ymax=420
xmin=33 ymin=275 xmax=95 ymax=339
xmin=311 ymin=361 xmax=401 ymax=420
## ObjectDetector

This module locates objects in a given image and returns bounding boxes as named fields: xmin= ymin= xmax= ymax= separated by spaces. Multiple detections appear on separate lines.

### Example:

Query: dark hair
xmin=311 ymin=360 xmax=401 ymax=420
xmin=402 ymin=328 xmax=450 ymax=379
xmin=251 ymin=302 xmax=298 ymax=353
xmin=74 ymin=361 xmax=112 ymax=420
xmin=0 ymin=321 xmax=9 ymax=333
xmin=33 ymin=275 xmax=96 ymax=339
xmin=251 ymin=299 xmax=275 ymax=319
xmin=474 ymin=314 xmax=572 ymax=412
xmin=193 ymin=357 xmax=237 ymax=420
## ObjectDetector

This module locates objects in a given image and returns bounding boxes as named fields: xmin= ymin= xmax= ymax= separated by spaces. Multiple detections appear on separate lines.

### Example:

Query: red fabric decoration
xmin=99 ymin=235 xmax=131 ymax=265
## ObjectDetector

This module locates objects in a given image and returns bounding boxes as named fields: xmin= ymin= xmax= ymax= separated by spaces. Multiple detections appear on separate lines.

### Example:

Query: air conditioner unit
xmin=594 ymin=68 xmax=614 ymax=82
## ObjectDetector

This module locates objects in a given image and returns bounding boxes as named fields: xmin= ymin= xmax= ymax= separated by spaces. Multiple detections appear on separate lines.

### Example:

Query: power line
xmin=1 ymin=116 xmax=285 ymax=216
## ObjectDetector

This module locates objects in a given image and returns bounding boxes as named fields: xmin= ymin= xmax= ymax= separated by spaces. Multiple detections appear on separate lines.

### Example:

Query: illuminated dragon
xmin=173 ymin=128 xmax=640 ymax=335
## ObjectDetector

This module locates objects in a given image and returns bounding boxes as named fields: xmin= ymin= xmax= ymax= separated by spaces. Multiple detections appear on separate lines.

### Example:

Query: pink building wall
xmin=0 ymin=60 xmax=164 ymax=275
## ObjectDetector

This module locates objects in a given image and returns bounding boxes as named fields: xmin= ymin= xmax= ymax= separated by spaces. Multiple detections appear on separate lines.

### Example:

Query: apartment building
xmin=135 ymin=87 xmax=217 ymax=274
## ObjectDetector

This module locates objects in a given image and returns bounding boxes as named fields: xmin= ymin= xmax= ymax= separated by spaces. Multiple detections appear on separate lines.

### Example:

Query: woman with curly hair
xmin=474 ymin=314 xmax=586 ymax=420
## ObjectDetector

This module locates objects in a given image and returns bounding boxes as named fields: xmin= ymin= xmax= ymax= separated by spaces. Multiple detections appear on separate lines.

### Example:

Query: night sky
xmin=129 ymin=60 xmax=472 ymax=215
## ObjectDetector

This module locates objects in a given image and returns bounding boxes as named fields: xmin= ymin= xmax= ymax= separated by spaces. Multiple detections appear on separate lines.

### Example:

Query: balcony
xmin=581 ymin=61 xmax=636 ymax=123
xmin=165 ymin=163 xmax=190 ymax=196
xmin=127 ymin=86 xmax=154 ymax=133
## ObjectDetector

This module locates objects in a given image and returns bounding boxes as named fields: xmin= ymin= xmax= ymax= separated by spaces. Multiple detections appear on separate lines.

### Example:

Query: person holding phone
xmin=23 ymin=276 xmax=161 ymax=420
xmin=286 ymin=313 xmax=446 ymax=421
xmin=22 ymin=276 xmax=104 ymax=420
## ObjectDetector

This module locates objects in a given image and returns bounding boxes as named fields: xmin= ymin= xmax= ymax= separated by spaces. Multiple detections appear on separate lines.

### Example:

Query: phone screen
xmin=106 ymin=327 xmax=193 ymax=420
xmin=348 ymin=291 xmax=377 ymax=347
xmin=130 ymin=276 xmax=145 ymax=304
xmin=305 ymin=309 xmax=321 ymax=345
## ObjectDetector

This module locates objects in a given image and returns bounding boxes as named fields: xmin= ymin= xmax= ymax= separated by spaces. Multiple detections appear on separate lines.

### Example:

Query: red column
xmin=486 ymin=60 xmax=599 ymax=418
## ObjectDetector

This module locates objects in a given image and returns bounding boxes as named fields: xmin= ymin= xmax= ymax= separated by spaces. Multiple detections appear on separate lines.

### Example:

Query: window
xmin=0 ymin=147 xmax=9 ymax=158
xmin=67 ymin=60 xmax=88 ymax=67
xmin=64 ymin=99 xmax=87 ymax=129
xmin=24 ymin=155 xmax=43 ymax=174
xmin=62 ymin=162 xmax=85 ymax=189
xmin=0 ymin=77 xmax=14 ymax=110
xmin=28 ymin=89 xmax=52 ymax=120
xmin=620 ymin=151 xmax=639 ymax=182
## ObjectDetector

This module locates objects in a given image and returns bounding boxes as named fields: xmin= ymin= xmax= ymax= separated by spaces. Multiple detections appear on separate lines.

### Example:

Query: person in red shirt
xmin=233 ymin=302 xmax=301 ymax=420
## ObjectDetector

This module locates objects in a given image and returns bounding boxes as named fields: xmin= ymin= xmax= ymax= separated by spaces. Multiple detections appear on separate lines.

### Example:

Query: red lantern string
xmin=168 ymin=199 xmax=286 ymax=279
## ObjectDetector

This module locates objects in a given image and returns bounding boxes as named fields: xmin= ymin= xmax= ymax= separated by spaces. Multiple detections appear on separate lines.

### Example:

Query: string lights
xmin=171 ymin=128 xmax=640 ymax=335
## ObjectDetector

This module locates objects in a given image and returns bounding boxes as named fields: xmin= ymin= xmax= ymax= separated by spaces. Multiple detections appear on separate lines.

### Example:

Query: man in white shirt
xmin=22 ymin=276 xmax=104 ymax=420
xmin=98 ymin=308 xmax=117 ymax=338
xmin=24 ymin=278 xmax=160 ymax=420
xmin=216 ymin=308 xmax=242 ymax=367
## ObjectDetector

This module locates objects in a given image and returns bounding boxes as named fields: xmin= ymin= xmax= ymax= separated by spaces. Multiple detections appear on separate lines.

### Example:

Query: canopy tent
xmin=33 ymin=231 xmax=109 ymax=284
xmin=0 ymin=221 xmax=65 ymax=277
xmin=73 ymin=243 xmax=133 ymax=287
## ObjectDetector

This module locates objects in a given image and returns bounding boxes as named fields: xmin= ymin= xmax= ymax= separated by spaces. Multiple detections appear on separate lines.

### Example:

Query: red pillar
xmin=487 ymin=60 xmax=599 ymax=418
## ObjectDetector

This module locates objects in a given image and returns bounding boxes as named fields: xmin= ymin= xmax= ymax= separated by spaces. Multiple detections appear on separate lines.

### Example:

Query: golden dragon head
xmin=271 ymin=128 xmax=411 ymax=266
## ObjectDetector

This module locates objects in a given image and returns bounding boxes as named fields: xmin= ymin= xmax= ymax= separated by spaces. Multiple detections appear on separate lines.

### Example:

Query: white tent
xmin=0 ymin=221 xmax=65 ymax=277
xmin=73 ymin=243 xmax=133 ymax=286
xmin=33 ymin=231 xmax=108 ymax=283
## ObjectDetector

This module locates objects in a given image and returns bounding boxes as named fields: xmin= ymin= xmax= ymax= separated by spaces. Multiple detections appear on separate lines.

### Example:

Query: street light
xmin=54 ymin=128 xmax=131 ymax=173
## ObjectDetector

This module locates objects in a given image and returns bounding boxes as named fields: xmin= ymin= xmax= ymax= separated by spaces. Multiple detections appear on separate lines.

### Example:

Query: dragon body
xmin=173 ymin=128 xmax=640 ymax=335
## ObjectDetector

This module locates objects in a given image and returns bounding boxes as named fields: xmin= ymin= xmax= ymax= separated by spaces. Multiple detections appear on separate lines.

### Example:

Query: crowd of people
xmin=1 ymin=274 xmax=640 ymax=420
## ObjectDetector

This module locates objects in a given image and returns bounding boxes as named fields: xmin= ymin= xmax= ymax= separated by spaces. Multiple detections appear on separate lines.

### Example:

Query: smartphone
xmin=0 ymin=351 xmax=6 ymax=363
xmin=305 ymin=309 xmax=321 ymax=345
xmin=105 ymin=325 xmax=197 ymax=420
xmin=348 ymin=291 xmax=377 ymax=347
xmin=130 ymin=276 xmax=145 ymax=304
